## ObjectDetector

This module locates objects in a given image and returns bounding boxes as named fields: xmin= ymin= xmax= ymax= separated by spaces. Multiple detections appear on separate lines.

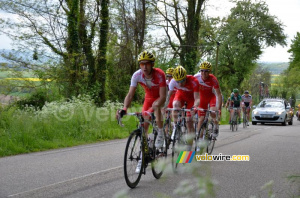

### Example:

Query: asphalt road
xmin=0 ymin=118 xmax=299 ymax=198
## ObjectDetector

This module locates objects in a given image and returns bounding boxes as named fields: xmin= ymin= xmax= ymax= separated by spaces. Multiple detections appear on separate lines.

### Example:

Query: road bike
xmin=230 ymin=107 xmax=239 ymax=132
xmin=117 ymin=112 xmax=167 ymax=188
xmin=194 ymin=108 xmax=218 ymax=155
xmin=166 ymin=107 xmax=191 ymax=172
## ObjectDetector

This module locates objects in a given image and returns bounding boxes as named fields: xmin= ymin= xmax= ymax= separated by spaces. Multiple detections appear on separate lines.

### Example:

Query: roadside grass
xmin=0 ymin=96 xmax=140 ymax=157
xmin=0 ymin=100 xmax=248 ymax=157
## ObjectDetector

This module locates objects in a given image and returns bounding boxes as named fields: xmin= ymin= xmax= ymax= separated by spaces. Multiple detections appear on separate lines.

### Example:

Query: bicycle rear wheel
xmin=163 ymin=119 xmax=172 ymax=153
xmin=124 ymin=130 xmax=143 ymax=188
xmin=243 ymin=111 xmax=247 ymax=128
xmin=206 ymin=122 xmax=215 ymax=155
xmin=172 ymin=127 xmax=182 ymax=172
xmin=151 ymin=131 xmax=167 ymax=179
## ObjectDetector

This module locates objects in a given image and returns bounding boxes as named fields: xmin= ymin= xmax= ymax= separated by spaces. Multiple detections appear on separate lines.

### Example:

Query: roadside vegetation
xmin=0 ymin=97 xmax=139 ymax=157
xmin=0 ymin=0 xmax=299 ymax=158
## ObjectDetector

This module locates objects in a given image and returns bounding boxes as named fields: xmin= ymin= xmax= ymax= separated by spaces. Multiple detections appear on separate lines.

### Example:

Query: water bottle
xmin=208 ymin=124 xmax=213 ymax=133
xmin=171 ymin=128 xmax=175 ymax=140
xmin=181 ymin=125 xmax=186 ymax=133
xmin=148 ymin=133 xmax=154 ymax=148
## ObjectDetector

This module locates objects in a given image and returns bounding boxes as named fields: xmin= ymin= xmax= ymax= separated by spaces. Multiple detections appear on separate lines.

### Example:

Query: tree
xmin=242 ymin=64 xmax=271 ymax=103
xmin=216 ymin=0 xmax=286 ymax=91
xmin=150 ymin=0 xmax=216 ymax=74
xmin=288 ymin=32 xmax=300 ymax=71
xmin=104 ymin=0 xmax=147 ymax=102
xmin=274 ymin=32 xmax=300 ymax=101
xmin=0 ymin=0 xmax=110 ymax=103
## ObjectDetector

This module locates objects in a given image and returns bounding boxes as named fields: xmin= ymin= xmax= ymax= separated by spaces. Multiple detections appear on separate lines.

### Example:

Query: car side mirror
xmin=252 ymin=105 xmax=256 ymax=109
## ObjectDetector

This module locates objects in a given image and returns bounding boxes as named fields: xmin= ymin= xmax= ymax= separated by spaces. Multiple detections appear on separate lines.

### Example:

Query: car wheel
xmin=252 ymin=121 xmax=257 ymax=125
xmin=282 ymin=116 xmax=287 ymax=126
xmin=288 ymin=117 xmax=293 ymax=125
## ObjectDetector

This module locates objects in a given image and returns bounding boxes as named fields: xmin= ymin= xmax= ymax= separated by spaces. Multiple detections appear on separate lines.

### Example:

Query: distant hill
xmin=258 ymin=62 xmax=289 ymax=74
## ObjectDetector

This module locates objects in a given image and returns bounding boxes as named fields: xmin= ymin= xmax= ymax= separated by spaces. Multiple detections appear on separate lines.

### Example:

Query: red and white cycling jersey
xmin=194 ymin=73 xmax=219 ymax=97
xmin=130 ymin=68 xmax=166 ymax=99
xmin=169 ymin=75 xmax=199 ymax=97
xmin=166 ymin=79 xmax=178 ymax=108
xmin=194 ymin=73 xmax=220 ymax=115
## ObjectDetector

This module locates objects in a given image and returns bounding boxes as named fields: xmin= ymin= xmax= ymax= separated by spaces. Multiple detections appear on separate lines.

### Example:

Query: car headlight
xmin=275 ymin=111 xmax=285 ymax=115
xmin=253 ymin=110 xmax=259 ymax=115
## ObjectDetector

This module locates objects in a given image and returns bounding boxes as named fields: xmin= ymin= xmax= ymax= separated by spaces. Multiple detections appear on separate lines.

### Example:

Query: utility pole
xmin=215 ymin=42 xmax=220 ymax=76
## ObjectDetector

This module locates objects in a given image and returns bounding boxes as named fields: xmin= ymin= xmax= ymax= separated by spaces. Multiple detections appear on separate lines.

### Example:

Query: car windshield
xmin=258 ymin=101 xmax=284 ymax=108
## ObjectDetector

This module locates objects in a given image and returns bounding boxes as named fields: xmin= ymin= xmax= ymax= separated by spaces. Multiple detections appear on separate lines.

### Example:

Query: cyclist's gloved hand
xmin=191 ymin=106 xmax=197 ymax=115
xmin=119 ymin=108 xmax=127 ymax=118
xmin=116 ymin=108 xmax=127 ymax=120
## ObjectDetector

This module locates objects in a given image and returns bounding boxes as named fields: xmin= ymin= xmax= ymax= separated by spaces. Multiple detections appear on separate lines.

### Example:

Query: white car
xmin=252 ymin=98 xmax=293 ymax=126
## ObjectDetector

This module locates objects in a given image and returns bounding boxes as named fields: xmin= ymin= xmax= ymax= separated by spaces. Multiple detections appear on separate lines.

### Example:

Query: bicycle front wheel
xmin=231 ymin=122 xmax=235 ymax=132
xmin=151 ymin=132 xmax=167 ymax=179
xmin=124 ymin=129 xmax=143 ymax=188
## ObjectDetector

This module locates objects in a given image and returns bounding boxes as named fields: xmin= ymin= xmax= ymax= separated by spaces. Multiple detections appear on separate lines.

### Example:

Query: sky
xmin=0 ymin=0 xmax=299 ymax=62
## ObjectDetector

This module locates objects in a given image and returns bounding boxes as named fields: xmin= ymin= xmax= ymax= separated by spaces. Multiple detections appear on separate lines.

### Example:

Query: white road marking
xmin=8 ymin=165 xmax=123 ymax=197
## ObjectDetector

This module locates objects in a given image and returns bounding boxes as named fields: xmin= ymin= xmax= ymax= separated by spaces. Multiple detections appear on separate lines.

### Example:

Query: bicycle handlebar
xmin=166 ymin=108 xmax=192 ymax=112
xmin=117 ymin=111 xmax=142 ymax=127
xmin=196 ymin=108 xmax=219 ymax=113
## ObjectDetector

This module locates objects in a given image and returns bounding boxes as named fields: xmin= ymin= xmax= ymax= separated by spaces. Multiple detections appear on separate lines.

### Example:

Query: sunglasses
xmin=176 ymin=79 xmax=186 ymax=83
xmin=200 ymin=70 xmax=210 ymax=73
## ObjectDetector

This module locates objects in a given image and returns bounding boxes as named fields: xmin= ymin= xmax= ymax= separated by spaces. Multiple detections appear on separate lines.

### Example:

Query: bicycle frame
xmin=195 ymin=108 xmax=219 ymax=155
xmin=119 ymin=112 xmax=154 ymax=169
xmin=118 ymin=111 xmax=166 ymax=188
xmin=166 ymin=108 xmax=191 ymax=143
xmin=166 ymin=107 xmax=191 ymax=171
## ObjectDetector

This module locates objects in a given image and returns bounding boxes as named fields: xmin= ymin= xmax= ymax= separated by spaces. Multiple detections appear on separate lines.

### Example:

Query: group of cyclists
xmin=116 ymin=50 xmax=253 ymax=172
xmin=225 ymin=89 xmax=253 ymax=126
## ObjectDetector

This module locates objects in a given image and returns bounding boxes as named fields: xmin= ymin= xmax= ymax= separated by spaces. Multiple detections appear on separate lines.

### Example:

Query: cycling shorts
xmin=243 ymin=102 xmax=250 ymax=108
xmin=231 ymin=104 xmax=241 ymax=108
xmin=167 ymin=92 xmax=176 ymax=108
xmin=142 ymin=97 xmax=158 ymax=116
xmin=173 ymin=92 xmax=194 ymax=117
xmin=198 ymin=95 xmax=216 ymax=116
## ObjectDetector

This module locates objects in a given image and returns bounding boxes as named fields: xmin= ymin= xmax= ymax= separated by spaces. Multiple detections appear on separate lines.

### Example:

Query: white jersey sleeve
xmin=168 ymin=78 xmax=177 ymax=91
xmin=130 ymin=69 xmax=142 ymax=87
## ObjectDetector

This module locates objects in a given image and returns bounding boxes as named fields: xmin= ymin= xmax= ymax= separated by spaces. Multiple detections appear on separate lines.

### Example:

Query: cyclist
xmin=165 ymin=65 xmax=200 ymax=151
xmin=296 ymin=104 xmax=300 ymax=120
xmin=165 ymin=67 xmax=177 ymax=133
xmin=230 ymin=88 xmax=242 ymax=124
xmin=116 ymin=50 xmax=167 ymax=173
xmin=194 ymin=61 xmax=222 ymax=139
xmin=165 ymin=67 xmax=176 ymax=108
xmin=225 ymin=96 xmax=231 ymax=123
xmin=241 ymin=90 xmax=252 ymax=126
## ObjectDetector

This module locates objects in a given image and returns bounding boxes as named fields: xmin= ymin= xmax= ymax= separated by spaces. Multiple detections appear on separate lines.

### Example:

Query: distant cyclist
xmin=194 ymin=61 xmax=222 ymax=138
xmin=230 ymin=88 xmax=242 ymax=124
xmin=241 ymin=90 xmax=252 ymax=126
